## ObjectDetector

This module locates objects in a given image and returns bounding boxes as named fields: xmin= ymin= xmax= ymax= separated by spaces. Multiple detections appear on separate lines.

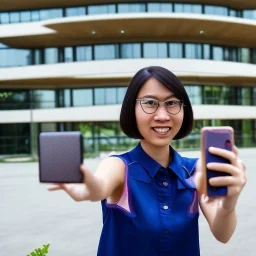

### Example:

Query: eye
xmin=165 ymin=100 xmax=178 ymax=107
xmin=142 ymin=99 xmax=158 ymax=107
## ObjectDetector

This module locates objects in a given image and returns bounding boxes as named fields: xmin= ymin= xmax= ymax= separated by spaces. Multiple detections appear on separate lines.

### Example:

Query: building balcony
xmin=0 ymin=13 xmax=256 ymax=48
xmin=0 ymin=58 xmax=256 ymax=88
xmin=1 ymin=0 xmax=256 ymax=12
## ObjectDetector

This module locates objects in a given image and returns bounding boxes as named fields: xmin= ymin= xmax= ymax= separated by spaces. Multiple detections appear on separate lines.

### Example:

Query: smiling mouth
xmin=152 ymin=127 xmax=171 ymax=135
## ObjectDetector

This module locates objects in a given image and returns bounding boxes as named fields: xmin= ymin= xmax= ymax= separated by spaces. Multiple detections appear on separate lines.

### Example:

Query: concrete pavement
xmin=1 ymin=148 xmax=255 ymax=256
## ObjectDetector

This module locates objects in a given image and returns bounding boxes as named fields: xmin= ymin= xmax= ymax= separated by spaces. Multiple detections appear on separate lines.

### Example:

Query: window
xmin=64 ymin=89 xmax=71 ymax=107
xmin=205 ymin=6 xmax=228 ymax=16
xmin=94 ymin=88 xmax=105 ymax=105
xmin=203 ymin=44 xmax=210 ymax=59
xmin=240 ymin=87 xmax=251 ymax=105
xmin=73 ymin=89 xmax=93 ymax=106
xmin=203 ymin=86 xmax=220 ymax=104
xmin=0 ymin=49 xmax=32 ymax=67
xmin=118 ymin=4 xmax=146 ymax=13
xmin=76 ymin=46 xmax=92 ymax=61
xmin=44 ymin=48 xmax=59 ymax=64
xmin=0 ymin=123 xmax=30 ymax=154
xmin=50 ymin=9 xmax=63 ymax=18
xmin=66 ymin=7 xmax=86 ymax=17
xmin=230 ymin=48 xmax=238 ymax=62
xmin=88 ymin=5 xmax=115 ymax=15
xmin=117 ymin=87 xmax=127 ymax=103
xmin=184 ymin=86 xmax=202 ymax=104
xmin=147 ymin=3 xmax=172 ymax=13
xmin=169 ymin=43 xmax=183 ymax=58
xmin=34 ymin=49 xmax=43 ymax=65
xmin=0 ymin=90 xmax=29 ymax=110
xmin=213 ymin=46 xmax=224 ymax=61
xmin=20 ymin=11 xmax=31 ymax=22
xmin=238 ymin=48 xmax=251 ymax=63
xmin=203 ymin=86 xmax=235 ymax=104
xmin=10 ymin=12 xmax=20 ymax=23
xmin=0 ymin=13 xmax=10 ymax=24
xmin=229 ymin=9 xmax=238 ymax=17
xmin=39 ymin=9 xmax=62 ymax=20
xmin=31 ymin=10 xmax=40 ymax=21
xmin=94 ymin=45 xmax=119 ymax=60
xmin=105 ymin=88 xmax=117 ymax=104
xmin=64 ymin=47 xmax=74 ymax=62
xmin=33 ymin=90 xmax=56 ymax=108
xmin=121 ymin=43 xmax=141 ymax=58
xmin=143 ymin=43 xmax=167 ymax=58
xmin=243 ymin=10 xmax=256 ymax=19
xmin=174 ymin=4 xmax=202 ymax=14
xmin=185 ymin=44 xmax=202 ymax=59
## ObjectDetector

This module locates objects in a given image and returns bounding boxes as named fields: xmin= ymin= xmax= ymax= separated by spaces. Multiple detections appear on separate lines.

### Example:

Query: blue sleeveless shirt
xmin=97 ymin=143 xmax=200 ymax=256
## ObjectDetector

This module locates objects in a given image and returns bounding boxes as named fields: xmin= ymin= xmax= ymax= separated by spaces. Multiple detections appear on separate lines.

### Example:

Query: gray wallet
xmin=38 ymin=131 xmax=83 ymax=183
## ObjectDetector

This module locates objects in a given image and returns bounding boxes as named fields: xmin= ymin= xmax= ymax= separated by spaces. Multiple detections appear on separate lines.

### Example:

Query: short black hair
xmin=120 ymin=66 xmax=193 ymax=140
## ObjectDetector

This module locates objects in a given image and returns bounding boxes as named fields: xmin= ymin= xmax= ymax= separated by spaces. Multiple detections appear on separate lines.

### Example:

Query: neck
xmin=140 ymin=141 xmax=171 ymax=168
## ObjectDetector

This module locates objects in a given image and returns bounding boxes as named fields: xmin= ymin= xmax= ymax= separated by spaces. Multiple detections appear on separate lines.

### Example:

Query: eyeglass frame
xmin=136 ymin=98 xmax=185 ymax=115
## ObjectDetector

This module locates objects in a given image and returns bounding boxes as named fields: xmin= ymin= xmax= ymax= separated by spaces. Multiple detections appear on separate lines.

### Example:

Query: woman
xmin=49 ymin=66 xmax=246 ymax=256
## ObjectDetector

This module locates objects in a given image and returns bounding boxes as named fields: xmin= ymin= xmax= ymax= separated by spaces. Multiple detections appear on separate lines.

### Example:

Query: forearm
xmin=210 ymin=198 xmax=238 ymax=243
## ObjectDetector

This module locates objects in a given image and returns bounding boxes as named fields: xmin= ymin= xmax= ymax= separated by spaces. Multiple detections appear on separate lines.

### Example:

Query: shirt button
xmin=163 ymin=182 xmax=168 ymax=186
xmin=163 ymin=205 xmax=168 ymax=210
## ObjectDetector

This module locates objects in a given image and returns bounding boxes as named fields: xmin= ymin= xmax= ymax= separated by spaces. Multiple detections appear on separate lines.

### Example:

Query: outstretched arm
xmin=48 ymin=157 xmax=125 ymax=203
xmin=195 ymin=146 xmax=246 ymax=243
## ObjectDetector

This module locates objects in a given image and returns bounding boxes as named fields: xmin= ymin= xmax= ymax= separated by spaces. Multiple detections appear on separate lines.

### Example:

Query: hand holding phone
xmin=200 ymin=126 xmax=234 ymax=197
xmin=39 ymin=131 xmax=84 ymax=183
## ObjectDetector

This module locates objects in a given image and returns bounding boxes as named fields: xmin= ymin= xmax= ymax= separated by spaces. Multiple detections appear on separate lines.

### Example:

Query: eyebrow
xmin=139 ymin=94 xmax=177 ymax=100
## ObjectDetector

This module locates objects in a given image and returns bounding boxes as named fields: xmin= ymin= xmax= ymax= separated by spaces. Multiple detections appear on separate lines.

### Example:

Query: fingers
xmin=209 ymin=176 xmax=234 ymax=187
xmin=232 ymin=145 xmax=239 ymax=157
xmin=208 ymin=147 xmax=237 ymax=165
xmin=48 ymin=183 xmax=66 ymax=191
xmin=208 ymin=146 xmax=246 ymax=172
xmin=206 ymin=162 xmax=237 ymax=176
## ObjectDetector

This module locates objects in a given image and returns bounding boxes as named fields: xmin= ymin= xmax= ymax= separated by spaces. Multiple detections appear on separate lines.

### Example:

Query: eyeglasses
xmin=136 ymin=98 xmax=185 ymax=115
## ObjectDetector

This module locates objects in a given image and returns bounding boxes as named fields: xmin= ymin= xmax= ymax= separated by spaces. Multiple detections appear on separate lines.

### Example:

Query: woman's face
xmin=135 ymin=78 xmax=184 ymax=149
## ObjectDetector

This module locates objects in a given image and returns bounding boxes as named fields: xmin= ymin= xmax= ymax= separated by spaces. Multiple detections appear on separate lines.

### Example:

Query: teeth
xmin=153 ymin=128 xmax=170 ymax=134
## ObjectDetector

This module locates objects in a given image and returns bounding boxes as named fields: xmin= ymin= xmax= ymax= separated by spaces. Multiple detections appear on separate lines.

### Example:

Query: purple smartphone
xmin=201 ymin=127 xmax=234 ymax=197
xmin=39 ymin=131 xmax=83 ymax=183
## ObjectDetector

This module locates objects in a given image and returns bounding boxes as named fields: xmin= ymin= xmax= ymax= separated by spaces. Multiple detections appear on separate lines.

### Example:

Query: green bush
xmin=27 ymin=244 xmax=50 ymax=256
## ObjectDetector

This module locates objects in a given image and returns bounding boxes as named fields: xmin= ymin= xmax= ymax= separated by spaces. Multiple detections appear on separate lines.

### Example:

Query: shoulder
xmin=94 ymin=156 xmax=126 ymax=191
xmin=98 ymin=156 xmax=126 ymax=171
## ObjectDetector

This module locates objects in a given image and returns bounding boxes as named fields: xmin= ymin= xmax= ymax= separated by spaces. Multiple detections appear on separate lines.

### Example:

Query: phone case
xmin=201 ymin=127 xmax=234 ymax=197
xmin=39 ymin=131 xmax=83 ymax=183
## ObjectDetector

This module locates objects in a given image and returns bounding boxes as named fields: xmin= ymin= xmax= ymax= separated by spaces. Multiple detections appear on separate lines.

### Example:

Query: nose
xmin=154 ymin=105 xmax=170 ymax=121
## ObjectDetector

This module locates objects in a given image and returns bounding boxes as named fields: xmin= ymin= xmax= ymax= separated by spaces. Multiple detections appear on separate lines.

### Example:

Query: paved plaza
xmin=1 ymin=148 xmax=255 ymax=256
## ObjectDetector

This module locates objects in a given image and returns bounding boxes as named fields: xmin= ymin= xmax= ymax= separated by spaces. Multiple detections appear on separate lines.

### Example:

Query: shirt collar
xmin=129 ymin=143 xmax=162 ymax=179
xmin=128 ymin=142 xmax=195 ymax=183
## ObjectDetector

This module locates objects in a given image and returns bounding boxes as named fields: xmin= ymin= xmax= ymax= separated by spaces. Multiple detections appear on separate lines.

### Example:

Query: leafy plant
xmin=27 ymin=244 xmax=50 ymax=256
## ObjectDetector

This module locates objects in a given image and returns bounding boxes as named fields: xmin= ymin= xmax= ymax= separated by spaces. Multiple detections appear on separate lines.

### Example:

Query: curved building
xmin=0 ymin=1 xmax=255 ymax=155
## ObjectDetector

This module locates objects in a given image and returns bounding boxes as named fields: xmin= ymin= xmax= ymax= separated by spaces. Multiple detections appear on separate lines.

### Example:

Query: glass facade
xmin=0 ymin=84 xmax=255 ymax=154
xmin=1 ymin=42 xmax=256 ymax=68
xmin=0 ymin=3 xmax=255 ymax=156
xmin=0 ymin=123 xmax=30 ymax=154
xmin=1 ymin=118 xmax=255 ymax=155
xmin=0 ymin=85 xmax=255 ymax=110
xmin=0 ymin=3 xmax=255 ymax=24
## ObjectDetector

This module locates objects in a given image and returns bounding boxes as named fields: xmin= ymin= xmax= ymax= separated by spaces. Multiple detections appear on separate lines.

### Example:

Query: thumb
xmin=80 ymin=164 xmax=92 ymax=183
xmin=80 ymin=165 xmax=100 ymax=191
